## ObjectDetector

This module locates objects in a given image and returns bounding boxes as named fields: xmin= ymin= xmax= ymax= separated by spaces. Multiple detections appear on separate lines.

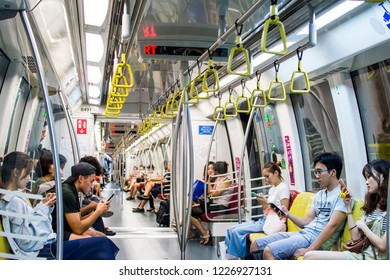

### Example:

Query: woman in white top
xmin=190 ymin=161 xmax=232 ymax=245
xmin=225 ymin=161 xmax=290 ymax=259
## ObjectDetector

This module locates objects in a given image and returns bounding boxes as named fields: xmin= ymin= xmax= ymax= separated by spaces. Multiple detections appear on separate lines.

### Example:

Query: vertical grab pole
xmin=236 ymin=96 xmax=258 ymax=223
xmin=171 ymin=85 xmax=184 ymax=254
xmin=20 ymin=11 xmax=64 ymax=259
xmin=181 ymin=62 xmax=195 ymax=260
xmin=58 ymin=91 xmax=80 ymax=163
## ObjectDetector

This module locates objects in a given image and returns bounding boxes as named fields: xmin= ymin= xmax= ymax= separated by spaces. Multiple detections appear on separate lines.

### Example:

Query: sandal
xmin=199 ymin=231 xmax=210 ymax=245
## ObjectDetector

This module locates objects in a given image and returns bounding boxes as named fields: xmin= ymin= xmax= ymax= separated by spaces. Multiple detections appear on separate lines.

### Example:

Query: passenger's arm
xmin=209 ymin=181 xmax=231 ymax=197
xmin=65 ymin=202 xmax=109 ymax=235
xmin=284 ymin=207 xmax=316 ymax=229
xmin=356 ymin=220 xmax=387 ymax=252
xmin=294 ymin=210 xmax=346 ymax=257
xmin=280 ymin=198 xmax=289 ymax=209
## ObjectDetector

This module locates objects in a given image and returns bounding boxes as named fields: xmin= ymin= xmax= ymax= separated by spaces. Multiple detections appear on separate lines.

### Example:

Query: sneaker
xmin=100 ymin=210 xmax=114 ymax=218
xmin=132 ymin=208 xmax=145 ymax=213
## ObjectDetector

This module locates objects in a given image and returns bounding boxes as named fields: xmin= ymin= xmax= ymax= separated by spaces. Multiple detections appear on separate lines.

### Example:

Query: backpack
xmin=156 ymin=200 xmax=170 ymax=227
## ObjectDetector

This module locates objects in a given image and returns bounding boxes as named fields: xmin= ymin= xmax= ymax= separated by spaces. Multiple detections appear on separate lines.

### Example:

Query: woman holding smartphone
xmin=224 ymin=161 xmax=290 ymax=259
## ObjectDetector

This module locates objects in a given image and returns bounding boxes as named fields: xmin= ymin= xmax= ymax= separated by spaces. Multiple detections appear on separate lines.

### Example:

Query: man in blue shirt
xmin=250 ymin=152 xmax=347 ymax=260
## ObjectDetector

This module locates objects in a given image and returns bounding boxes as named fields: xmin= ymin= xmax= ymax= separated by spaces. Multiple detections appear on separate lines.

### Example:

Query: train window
xmin=291 ymin=81 xmax=344 ymax=192
xmin=0 ymin=48 xmax=10 ymax=92
xmin=4 ymin=77 xmax=31 ymax=153
xmin=352 ymin=60 xmax=390 ymax=162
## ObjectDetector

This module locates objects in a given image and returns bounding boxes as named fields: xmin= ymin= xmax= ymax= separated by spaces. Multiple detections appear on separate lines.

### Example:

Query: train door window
xmin=4 ymin=77 xmax=31 ymax=153
xmin=291 ymin=81 xmax=344 ymax=192
xmin=352 ymin=60 xmax=390 ymax=162
xmin=0 ymin=48 xmax=10 ymax=92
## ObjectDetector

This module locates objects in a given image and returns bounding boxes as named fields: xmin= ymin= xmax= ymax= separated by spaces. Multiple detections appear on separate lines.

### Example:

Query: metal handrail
xmin=21 ymin=10 xmax=64 ymax=259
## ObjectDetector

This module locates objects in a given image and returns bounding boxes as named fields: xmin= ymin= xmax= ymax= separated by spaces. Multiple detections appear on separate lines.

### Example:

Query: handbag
xmin=343 ymin=235 xmax=370 ymax=254
xmin=263 ymin=210 xmax=286 ymax=235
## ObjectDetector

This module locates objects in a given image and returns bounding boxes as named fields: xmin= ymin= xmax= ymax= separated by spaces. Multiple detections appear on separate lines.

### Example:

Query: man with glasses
xmin=249 ymin=152 xmax=347 ymax=260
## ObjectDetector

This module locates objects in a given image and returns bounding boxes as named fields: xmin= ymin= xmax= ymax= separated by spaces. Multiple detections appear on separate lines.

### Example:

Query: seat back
xmin=287 ymin=192 xmax=315 ymax=232
xmin=339 ymin=199 xmax=364 ymax=251
xmin=0 ymin=217 xmax=11 ymax=260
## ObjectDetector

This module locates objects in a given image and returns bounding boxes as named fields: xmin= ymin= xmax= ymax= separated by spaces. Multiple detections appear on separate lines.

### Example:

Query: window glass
xmin=352 ymin=60 xmax=390 ymax=162
xmin=291 ymin=81 xmax=344 ymax=192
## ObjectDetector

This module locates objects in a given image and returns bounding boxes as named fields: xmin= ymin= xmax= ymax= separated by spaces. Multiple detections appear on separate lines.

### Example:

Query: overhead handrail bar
xmin=227 ymin=22 xmax=251 ymax=77
xmin=267 ymin=60 xmax=287 ymax=101
xmin=289 ymin=48 xmax=310 ymax=94
xmin=250 ymin=71 xmax=267 ymax=108
xmin=260 ymin=0 xmax=288 ymax=56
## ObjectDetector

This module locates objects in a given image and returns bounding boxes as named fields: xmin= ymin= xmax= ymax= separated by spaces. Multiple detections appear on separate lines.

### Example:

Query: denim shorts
xmin=254 ymin=231 xmax=311 ymax=260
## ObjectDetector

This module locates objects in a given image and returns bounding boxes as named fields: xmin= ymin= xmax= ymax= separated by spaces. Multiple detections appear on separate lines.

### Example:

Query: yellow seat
xmin=0 ymin=219 xmax=11 ymax=260
xmin=339 ymin=199 xmax=364 ymax=251
xmin=249 ymin=192 xmax=315 ymax=243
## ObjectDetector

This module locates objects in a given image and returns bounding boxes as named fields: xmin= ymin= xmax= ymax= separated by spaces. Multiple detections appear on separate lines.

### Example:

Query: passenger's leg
xmin=303 ymin=251 xmax=347 ymax=260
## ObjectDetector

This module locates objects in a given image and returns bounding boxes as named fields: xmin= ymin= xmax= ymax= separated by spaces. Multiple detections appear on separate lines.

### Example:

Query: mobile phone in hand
xmin=107 ymin=194 xmax=114 ymax=201
xmin=269 ymin=202 xmax=286 ymax=217
xmin=251 ymin=192 xmax=259 ymax=198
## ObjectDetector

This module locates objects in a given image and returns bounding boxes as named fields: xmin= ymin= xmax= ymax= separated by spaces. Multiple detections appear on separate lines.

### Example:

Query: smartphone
xmin=107 ymin=194 xmax=114 ymax=202
xmin=251 ymin=192 xmax=259 ymax=198
xmin=269 ymin=202 xmax=286 ymax=217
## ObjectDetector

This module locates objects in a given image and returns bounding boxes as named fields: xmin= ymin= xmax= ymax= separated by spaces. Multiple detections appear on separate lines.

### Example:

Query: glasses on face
xmin=313 ymin=169 xmax=329 ymax=176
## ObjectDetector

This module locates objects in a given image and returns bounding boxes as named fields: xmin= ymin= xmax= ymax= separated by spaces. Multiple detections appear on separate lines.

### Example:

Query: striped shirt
xmin=365 ymin=210 xmax=387 ymax=235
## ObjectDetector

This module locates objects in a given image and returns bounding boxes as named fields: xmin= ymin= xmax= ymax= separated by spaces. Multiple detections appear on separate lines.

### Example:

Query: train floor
xmin=100 ymin=182 xmax=220 ymax=260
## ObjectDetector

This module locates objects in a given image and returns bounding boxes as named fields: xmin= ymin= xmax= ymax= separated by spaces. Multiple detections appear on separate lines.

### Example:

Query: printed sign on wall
xmin=76 ymin=119 xmax=87 ymax=134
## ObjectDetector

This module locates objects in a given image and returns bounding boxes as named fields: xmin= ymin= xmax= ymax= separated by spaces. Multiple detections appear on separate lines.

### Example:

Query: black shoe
xmin=137 ymin=195 xmax=149 ymax=200
xmin=105 ymin=228 xmax=116 ymax=236
xmin=126 ymin=196 xmax=134 ymax=201
xmin=132 ymin=208 xmax=145 ymax=213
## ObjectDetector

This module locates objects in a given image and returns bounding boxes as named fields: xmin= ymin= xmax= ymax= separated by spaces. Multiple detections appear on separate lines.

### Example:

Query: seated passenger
xmin=225 ymin=161 xmax=290 ymax=259
xmin=123 ymin=166 xmax=139 ymax=192
xmin=136 ymin=162 xmax=171 ymax=212
xmin=132 ymin=164 xmax=161 ymax=212
xmin=304 ymin=159 xmax=389 ymax=260
xmin=51 ymin=162 xmax=112 ymax=241
xmin=249 ymin=152 xmax=347 ymax=260
xmin=0 ymin=151 xmax=119 ymax=259
xmin=190 ymin=161 xmax=232 ymax=245
xmin=126 ymin=165 xmax=145 ymax=200
xmin=79 ymin=156 xmax=116 ymax=236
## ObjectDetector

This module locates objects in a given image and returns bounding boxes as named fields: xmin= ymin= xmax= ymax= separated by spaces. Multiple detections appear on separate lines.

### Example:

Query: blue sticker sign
xmin=198 ymin=125 xmax=214 ymax=135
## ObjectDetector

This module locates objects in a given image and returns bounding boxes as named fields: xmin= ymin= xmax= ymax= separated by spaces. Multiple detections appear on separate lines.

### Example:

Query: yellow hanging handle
xmin=202 ymin=58 xmax=220 ymax=93
xmin=213 ymin=93 xmax=226 ymax=121
xmin=268 ymin=61 xmax=286 ymax=101
xmin=261 ymin=4 xmax=288 ymax=56
xmin=227 ymin=30 xmax=251 ymax=77
xmin=224 ymin=87 xmax=238 ymax=118
xmin=182 ymin=84 xmax=199 ymax=105
xmin=251 ymin=71 xmax=267 ymax=108
xmin=111 ymin=53 xmax=134 ymax=89
xmin=236 ymin=80 xmax=251 ymax=113
xmin=290 ymin=49 xmax=310 ymax=94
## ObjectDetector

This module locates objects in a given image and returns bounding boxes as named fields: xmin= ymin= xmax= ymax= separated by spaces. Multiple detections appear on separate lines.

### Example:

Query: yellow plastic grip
xmin=224 ymin=93 xmax=238 ymax=118
xmin=227 ymin=36 xmax=251 ymax=77
xmin=213 ymin=106 xmax=226 ymax=121
xmin=290 ymin=68 xmax=310 ymax=94
xmin=251 ymin=81 xmax=267 ymax=108
xmin=261 ymin=5 xmax=288 ymax=56
xmin=268 ymin=78 xmax=287 ymax=101
xmin=111 ymin=54 xmax=134 ymax=89
xmin=181 ymin=85 xmax=199 ymax=105
xmin=202 ymin=59 xmax=220 ymax=93
xmin=236 ymin=85 xmax=251 ymax=113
